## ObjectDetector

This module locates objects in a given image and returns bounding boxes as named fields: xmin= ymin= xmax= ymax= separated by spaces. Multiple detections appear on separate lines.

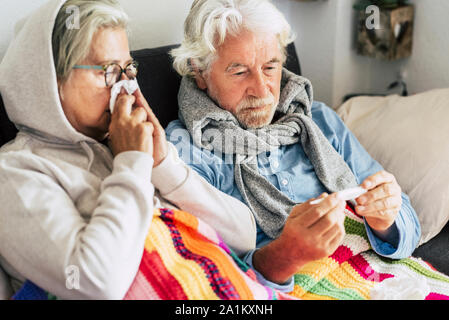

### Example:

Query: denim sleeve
xmin=166 ymin=120 xmax=222 ymax=189
xmin=365 ymin=192 xmax=421 ymax=259
xmin=313 ymin=102 xmax=421 ymax=258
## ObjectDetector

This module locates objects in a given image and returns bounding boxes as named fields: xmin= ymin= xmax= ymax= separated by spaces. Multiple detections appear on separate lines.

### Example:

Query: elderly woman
xmin=0 ymin=0 xmax=256 ymax=299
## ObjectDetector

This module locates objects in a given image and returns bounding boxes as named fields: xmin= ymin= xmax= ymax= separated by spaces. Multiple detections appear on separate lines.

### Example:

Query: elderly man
xmin=167 ymin=0 xmax=421 ymax=291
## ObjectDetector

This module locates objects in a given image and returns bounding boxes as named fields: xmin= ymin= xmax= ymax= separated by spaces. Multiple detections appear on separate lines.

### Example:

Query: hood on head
xmin=0 ymin=0 xmax=96 ymax=144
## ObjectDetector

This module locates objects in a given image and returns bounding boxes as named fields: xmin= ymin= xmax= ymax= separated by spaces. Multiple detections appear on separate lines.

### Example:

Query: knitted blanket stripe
xmin=11 ymin=282 xmax=55 ymax=300
xmin=290 ymin=205 xmax=449 ymax=300
xmin=142 ymin=209 xmax=246 ymax=299
xmin=13 ymin=208 xmax=295 ymax=300
xmin=124 ymin=207 xmax=293 ymax=300
xmin=141 ymin=213 xmax=229 ymax=299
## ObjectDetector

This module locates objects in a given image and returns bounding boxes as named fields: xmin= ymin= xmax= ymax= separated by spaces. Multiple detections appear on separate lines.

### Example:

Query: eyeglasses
xmin=73 ymin=61 xmax=139 ymax=87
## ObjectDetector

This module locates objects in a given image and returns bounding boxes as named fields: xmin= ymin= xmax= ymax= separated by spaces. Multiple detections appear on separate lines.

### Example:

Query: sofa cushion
xmin=337 ymin=89 xmax=449 ymax=245
xmin=132 ymin=44 xmax=183 ymax=129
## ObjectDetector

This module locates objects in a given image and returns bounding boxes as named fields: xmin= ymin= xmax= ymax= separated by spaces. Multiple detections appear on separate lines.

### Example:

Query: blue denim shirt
xmin=166 ymin=101 xmax=421 ymax=292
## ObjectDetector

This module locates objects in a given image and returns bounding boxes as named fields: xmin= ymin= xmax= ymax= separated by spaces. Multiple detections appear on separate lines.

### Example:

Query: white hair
xmin=52 ymin=0 xmax=129 ymax=82
xmin=171 ymin=0 xmax=295 ymax=77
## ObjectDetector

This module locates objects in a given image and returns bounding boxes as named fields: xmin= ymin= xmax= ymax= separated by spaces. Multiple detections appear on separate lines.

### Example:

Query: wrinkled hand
xmin=355 ymin=170 xmax=402 ymax=231
xmin=108 ymin=94 xmax=154 ymax=156
xmin=281 ymin=193 xmax=346 ymax=262
xmin=133 ymin=89 xmax=168 ymax=167
xmin=253 ymin=193 xmax=346 ymax=284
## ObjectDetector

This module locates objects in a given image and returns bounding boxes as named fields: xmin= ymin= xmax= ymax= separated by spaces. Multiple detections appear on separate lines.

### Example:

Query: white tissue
xmin=337 ymin=187 xmax=367 ymax=202
xmin=370 ymin=275 xmax=430 ymax=300
xmin=310 ymin=186 xmax=367 ymax=205
xmin=109 ymin=79 xmax=139 ymax=113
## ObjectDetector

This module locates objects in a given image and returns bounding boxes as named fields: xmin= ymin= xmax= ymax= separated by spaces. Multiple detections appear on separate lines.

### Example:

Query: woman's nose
xmin=120 ymin=71 xmax=129 ymax=81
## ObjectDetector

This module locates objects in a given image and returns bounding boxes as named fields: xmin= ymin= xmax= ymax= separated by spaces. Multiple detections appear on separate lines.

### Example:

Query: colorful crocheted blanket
xmin=289 ymin=205 xmax=449 ymax=300
xmin=12 ymin=208 xmax=294 ymax=300
xmin=11 ymin=206 xmax=449 ymax=300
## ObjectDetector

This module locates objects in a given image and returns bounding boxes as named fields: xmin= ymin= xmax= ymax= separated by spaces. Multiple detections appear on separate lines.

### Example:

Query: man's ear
xmin=194 ymin=72 xmax=208 ymax=90
xmin=190 ymin=59 xmax=208 ymax=90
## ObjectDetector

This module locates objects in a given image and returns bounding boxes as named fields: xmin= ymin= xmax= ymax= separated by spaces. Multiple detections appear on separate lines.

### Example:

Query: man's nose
xmin=247 ymin=71 xmax=268 ymax=98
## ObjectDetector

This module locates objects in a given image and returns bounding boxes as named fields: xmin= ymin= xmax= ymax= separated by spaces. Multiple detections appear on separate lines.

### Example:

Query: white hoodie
xmin=0 ymin=0 xmax=256 ymax=300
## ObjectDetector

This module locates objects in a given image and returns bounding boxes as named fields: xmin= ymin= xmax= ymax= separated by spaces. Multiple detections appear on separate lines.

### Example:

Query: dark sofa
xmin=0 ymin=43 xmax=447 ymax=276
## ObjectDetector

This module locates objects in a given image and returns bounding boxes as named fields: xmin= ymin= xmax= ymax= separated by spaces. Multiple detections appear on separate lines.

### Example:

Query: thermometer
xmin=310 ymin=186 xmax=367 ymax=206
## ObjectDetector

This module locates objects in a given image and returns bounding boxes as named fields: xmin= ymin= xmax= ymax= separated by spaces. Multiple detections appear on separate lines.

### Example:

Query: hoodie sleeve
xmin=151 ymin=142 xmax=257 ymax=257
xmin=0 ymin=151 xmax=155 ymax=300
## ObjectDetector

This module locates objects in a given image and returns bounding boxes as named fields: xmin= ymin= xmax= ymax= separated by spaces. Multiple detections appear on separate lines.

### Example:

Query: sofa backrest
xmin=0 ymin=43 xmax=301 ymax=147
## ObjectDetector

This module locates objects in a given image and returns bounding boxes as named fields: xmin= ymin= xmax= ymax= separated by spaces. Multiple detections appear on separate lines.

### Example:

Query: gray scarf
xmin=178 ymin=69 xmax=357 ymax=239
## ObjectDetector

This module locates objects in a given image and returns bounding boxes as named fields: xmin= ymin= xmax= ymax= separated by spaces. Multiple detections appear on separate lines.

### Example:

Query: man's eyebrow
xmin=225 ymin=63 xmax=247 ymax=72
xmin=225 ymin=58 xmax=281 ymax=72
xmin=267 ymin=58 xmax=281 ymax=64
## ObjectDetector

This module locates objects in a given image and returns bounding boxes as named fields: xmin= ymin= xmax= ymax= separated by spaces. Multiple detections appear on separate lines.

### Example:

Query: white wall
xmin=277 ymin=0 xmax=402 ymax=108
xmin=282 ymin=0 xmax=339 ymax=106
xmin=403 ymin=0 xmax=449 ymax=94
xmin=0 ymin=0 xmax=193 ymax=61
xmin=0 ymin=0 xmax=47 ymax=62
xmin=121 ymin=0 xmax=193 ymax=50
xmin=278 ymin=0 xmax=449 ymax=108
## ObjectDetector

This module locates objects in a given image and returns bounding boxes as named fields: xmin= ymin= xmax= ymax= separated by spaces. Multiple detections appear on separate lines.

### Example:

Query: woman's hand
xmin=108 ymin=94 xmax=154 ymax=157
xmin=133 ymin=89 xmax=168 ymax=167
xmin=355 ymin=170 xmax=402 ymax=232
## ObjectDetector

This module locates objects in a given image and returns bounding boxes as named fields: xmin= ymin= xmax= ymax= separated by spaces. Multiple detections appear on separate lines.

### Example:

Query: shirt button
xmin=281 ymin=179 xmax=288 ymax=186
xmin=272 ymin=161 xmax=279 ymax=169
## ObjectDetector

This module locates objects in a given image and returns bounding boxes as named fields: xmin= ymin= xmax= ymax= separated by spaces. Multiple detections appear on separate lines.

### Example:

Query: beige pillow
xmin=336 ymin=88 xmax=449 ymax=245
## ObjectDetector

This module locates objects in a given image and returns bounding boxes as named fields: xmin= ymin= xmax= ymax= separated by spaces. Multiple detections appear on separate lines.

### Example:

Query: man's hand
xmin=133 ymin=89 xmax=168 ymax=167
xmin=108 ymin=94 xmax=154 ymax=156
xmin=252 ymin=193 xmax=346 ymax=284
xmin=354 ymin=170 xmax=402 ymax=232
